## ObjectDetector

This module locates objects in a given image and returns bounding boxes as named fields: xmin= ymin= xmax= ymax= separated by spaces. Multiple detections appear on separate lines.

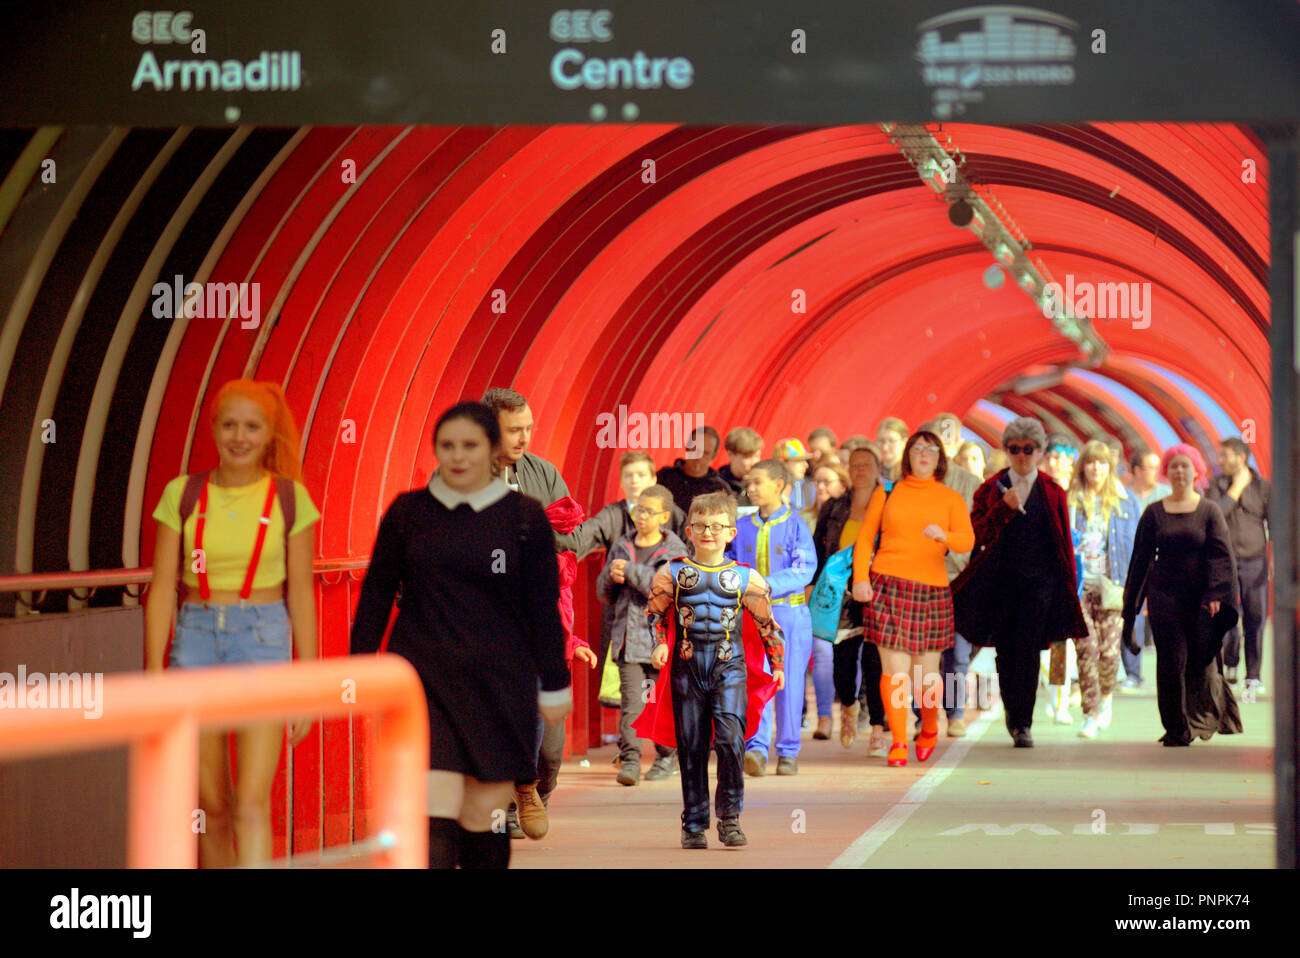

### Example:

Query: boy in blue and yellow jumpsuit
xmin=727 ymin=459 xmax=816 ymax=776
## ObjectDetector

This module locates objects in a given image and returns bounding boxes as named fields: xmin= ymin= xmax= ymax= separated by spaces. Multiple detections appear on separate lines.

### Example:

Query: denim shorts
xmin=170 ymin=600 xmax=292 ymax=668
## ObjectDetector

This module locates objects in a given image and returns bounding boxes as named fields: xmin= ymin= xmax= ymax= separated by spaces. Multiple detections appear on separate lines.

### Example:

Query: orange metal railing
xmin=0 ymin=655 xmax=427 ymax=867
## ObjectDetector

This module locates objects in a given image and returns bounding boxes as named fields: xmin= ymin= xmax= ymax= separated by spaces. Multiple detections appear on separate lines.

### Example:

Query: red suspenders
xmin=193 ymin=475 xmax=279 ymax=601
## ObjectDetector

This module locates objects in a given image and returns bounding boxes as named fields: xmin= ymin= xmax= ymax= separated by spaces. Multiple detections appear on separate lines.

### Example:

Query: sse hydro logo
xmin=549 ymin=9 xmax=694 ymax=93
xmin=916 ymin=6 xmax=1077 ymax=118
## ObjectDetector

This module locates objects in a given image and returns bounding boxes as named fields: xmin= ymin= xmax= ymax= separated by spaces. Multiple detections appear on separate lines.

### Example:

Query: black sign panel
xmin=2 ymin=0 xmax=1298 ymax=125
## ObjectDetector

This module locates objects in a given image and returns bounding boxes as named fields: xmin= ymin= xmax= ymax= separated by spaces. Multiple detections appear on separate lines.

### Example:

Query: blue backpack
xmin=809 ymin=481 xmax=895 ymax=641
xmin=810 ymin=544 xmax=854 ymax=640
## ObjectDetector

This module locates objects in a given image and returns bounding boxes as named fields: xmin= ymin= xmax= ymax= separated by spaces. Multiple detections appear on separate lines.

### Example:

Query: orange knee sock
xmin=880 ymin=673 xmax=908 ymax=746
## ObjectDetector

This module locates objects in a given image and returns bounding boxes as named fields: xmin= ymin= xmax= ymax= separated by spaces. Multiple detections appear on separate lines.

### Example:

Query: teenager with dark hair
xmin=350 ymin=402 xmax=570 ymax=867
xmin=656 ymin=425 xmax=730 ymax=514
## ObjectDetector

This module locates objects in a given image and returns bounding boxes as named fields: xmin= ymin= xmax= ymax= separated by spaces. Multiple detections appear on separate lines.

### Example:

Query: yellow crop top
xmin=153 ymin=474 xmax=320 ymax=591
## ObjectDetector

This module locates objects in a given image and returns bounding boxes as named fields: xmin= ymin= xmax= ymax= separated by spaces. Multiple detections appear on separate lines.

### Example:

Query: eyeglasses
xmin=690 ymin=522 xmax=732 ymax=535
xmin=912 ymin=444 xmax=941 ymax=454
xmin=632 ymin=506 xmax=666 ymax=517
xmin=1006 ymin=443 xmax=1038 ymax=455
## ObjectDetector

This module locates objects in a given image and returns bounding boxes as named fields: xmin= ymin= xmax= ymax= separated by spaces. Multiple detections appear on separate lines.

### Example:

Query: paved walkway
xmin=513 ymin=674 xmax=1275 ymax=869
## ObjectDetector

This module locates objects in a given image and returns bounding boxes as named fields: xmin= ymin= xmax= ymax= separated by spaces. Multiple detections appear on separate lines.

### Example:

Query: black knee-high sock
xmin=458 ymin=825 xmax=510 ymax=869
xmin=428 ymin=818 xmax=459 ymax=869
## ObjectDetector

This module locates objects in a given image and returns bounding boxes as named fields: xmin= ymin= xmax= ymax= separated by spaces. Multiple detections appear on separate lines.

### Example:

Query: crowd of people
xmin=146 ymin=381 xmax=1272 ymax=865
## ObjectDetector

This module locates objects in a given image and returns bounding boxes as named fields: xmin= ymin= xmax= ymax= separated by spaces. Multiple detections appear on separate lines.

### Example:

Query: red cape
xmin=632 ymin=605 xmax=779 ymax=749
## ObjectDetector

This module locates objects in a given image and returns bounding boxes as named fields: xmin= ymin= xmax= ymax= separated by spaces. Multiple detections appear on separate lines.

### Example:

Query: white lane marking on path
xmin=828 ymin=700 xmax=1004 ymax=868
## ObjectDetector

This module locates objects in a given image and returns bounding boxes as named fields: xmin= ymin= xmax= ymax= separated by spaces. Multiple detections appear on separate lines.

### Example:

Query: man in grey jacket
xmin=481 ymin=387 xmax=597 ymax=840
xmin=1208 ymin=437 xmax=1272 ymax=696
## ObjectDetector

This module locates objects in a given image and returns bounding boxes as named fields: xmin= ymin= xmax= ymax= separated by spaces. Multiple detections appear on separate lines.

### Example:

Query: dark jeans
xmin=833 ymin=635 xmax=884 ymax=726
xmin=1222 ymin=554 xmax=1268 ymax=680
xmin=515 ymin=696 xmax=565 ymax=801
xmin=618 ymin=650 xmax=674 ymax=764
xmin=995 ymin=576 xmax=1055 ymax=732
xmin=533 ymin=716 xmax=565 ymax=802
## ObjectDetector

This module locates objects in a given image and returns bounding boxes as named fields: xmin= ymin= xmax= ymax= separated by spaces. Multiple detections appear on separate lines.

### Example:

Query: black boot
xmin=428 ymin=818 xmax=459 ymax=869
xmin=458 ymin=825 xmax=511 ymax=869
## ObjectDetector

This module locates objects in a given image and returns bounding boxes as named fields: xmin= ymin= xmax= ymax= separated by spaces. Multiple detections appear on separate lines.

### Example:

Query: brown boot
xmin=814 ymin=716 xmax=832 ymax=740
xmin=513 ymin=783 xmax=549 ymax=839
xmin=840 ymin=702 xmax=859 ymax=748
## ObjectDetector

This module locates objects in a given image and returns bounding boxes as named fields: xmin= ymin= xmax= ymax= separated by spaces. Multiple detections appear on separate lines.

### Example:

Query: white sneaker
xmin=1242 ymin=679 xmax=1262 ymax=703
xmin=1098 ymin=695 xmax=1113 ymax=730
xmin=1048 ymin=685 xmax=1073 ymax=724
xmin=1078 ymin=716 xmax=1099 ymax=739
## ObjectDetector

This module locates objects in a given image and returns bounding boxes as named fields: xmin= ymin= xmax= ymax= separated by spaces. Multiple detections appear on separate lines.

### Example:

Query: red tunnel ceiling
xmin=144 ymin=122 xmax=1271 ymax=585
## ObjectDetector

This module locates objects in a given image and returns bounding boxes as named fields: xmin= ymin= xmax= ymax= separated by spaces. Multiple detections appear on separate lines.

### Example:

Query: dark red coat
xmin=951 ymin=469 xmax=1089 ymax=649
xmin=544 ymin=496 xmax=592 ymax=663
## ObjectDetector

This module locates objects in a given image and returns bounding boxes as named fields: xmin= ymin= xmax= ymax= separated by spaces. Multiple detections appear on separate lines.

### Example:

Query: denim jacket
xmin=1070 ymin=487 xmax=1140 ymax=586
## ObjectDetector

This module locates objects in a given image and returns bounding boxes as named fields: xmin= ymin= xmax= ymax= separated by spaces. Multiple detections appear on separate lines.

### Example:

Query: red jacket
xmin=545 ymin=496 xmax=592 ymax=663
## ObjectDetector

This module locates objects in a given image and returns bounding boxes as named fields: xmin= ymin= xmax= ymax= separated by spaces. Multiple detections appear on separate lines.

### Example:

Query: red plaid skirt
xmin=866 ymin=572 xmax=955 ymax=653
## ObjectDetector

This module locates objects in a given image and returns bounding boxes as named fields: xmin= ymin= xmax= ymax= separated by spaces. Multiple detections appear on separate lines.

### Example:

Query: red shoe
xmin=887 ymin=743 xmax=908 ymax=767
xmin=915 ymin=731 xmax=938 ymax=762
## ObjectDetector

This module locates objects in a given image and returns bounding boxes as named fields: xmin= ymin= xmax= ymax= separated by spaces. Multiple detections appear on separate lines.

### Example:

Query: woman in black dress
xmin=350 ymin=402 xmax=571 ymax=868
xmin=1122 ymin=444 xmax=1241 ymax=746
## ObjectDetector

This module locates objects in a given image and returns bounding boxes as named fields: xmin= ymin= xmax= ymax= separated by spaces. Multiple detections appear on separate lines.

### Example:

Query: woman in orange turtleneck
xmin=851 ymin=430 xmax=974 ymax=766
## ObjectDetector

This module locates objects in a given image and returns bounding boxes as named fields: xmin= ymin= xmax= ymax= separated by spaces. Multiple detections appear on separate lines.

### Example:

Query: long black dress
xmin=350 ymin=479 xmax=569 ymax=781
xmin=1122 ymin=498 xmax=1241 ymax=745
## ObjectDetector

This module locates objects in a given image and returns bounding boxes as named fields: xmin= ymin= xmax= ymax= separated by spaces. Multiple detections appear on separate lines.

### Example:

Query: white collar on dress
xmin=428 ymin=474 xmax=510 ymax=512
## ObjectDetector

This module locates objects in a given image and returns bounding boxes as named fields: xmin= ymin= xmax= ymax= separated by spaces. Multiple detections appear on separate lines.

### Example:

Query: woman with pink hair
xmin=1121 ymin=445 xmax=1241 ymax=745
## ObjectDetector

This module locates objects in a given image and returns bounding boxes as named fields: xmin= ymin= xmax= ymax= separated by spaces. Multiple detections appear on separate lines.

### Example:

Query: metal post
xmin=128 ymin=715 xmax=199 ymax=868
xmin=1268 ymin=125 xmax=1299 ymax=868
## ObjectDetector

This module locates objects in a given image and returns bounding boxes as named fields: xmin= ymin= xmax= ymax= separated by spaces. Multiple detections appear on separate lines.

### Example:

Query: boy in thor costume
xmin=634 ymin=492 xmax=785 ymax=849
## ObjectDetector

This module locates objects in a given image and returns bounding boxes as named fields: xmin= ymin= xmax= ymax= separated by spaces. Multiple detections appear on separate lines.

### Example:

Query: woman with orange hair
xmin=144 ymin=380 xmax=320 ymax=866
